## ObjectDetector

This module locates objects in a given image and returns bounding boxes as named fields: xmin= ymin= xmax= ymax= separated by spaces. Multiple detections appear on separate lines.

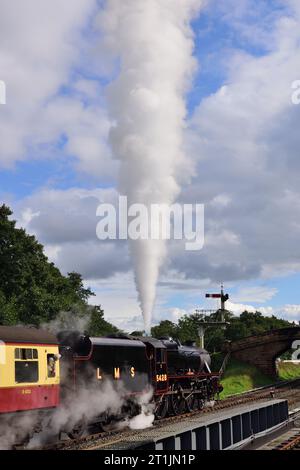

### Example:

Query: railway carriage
xmin=0 ymin=326 xmax=60 ymax=416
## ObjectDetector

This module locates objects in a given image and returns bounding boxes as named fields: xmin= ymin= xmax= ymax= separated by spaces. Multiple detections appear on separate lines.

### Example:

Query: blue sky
xmin=1 ymin=0 xmax=300 ymax=330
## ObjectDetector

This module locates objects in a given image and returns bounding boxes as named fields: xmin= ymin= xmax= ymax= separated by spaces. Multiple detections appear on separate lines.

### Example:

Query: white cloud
xmin=181 ymin=0 xmax=300 ymax=283
xmin=14 ymin=187 xmax=130 ymax=280
xmin=231 ymin=286 xmax=278 ymax=303
xmin=278 ymin=304 xmax=300 ymax=319
xmin=226 ymin=301 xmax=300 ymax=323
xmin=18 ymin=208 xmax=40 ymax=229
xmin=210 ymin=194 xmax=232 ymax=208
xmin=0 ymin=0 xmax=117 ymax=183
xmin=226 ymin=301 xmax=274 ymax=317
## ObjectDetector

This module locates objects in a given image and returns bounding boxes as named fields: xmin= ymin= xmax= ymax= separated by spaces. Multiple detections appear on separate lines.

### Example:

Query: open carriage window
xmin=47 ymin=354 xmax=56 ymax=378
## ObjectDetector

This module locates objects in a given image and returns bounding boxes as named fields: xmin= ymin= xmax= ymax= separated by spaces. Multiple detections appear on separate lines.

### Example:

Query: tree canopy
xmin=150 ymin=309 xmax=294 ymax=353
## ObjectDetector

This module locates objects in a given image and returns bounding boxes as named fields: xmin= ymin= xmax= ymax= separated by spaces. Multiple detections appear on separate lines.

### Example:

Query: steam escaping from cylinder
xmin=100 ymin=1 xmax=203 ymax=333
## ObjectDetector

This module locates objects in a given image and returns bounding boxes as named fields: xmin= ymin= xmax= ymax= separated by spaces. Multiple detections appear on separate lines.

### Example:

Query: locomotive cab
xmin=138 ymin=337 xmax=168 ymax=394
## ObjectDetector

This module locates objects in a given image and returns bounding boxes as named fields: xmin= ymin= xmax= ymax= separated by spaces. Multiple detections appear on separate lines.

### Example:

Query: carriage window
xmin=15 ymin=348 xmax=38 ymax=360
xmin=15 ymin=348 xmax=39 ymax=383
xmin=47 ymin=354 xmax=56 ymax=378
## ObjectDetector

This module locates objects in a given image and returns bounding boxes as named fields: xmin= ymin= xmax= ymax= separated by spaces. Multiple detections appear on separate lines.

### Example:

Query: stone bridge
xmin=223 ymin=327 xmax=300 ymax=377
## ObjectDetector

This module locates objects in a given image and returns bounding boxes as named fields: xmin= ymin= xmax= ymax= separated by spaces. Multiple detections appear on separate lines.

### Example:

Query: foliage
xmin=277 ymin=362 xmax=300 ymax=380
xmin=212 ymin=355 xmax=300 ymax=397
xmin=87 ymin=305 xmax=119 ymax=336
xmin=151 ymin=320 xmax=179 ymax=339
xmin=151 ymin=308 xmax=294 ymax=353
xmin=218 ymin=358 xmax=272 ymax=398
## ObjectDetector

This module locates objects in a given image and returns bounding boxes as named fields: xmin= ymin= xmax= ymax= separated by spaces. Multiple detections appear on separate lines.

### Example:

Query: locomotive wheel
xmin=185 ymin=392 xmax=196 ymax=412
xmin=193 ymin=396 xmax=205 ymax=411
xmin=155 ymin=396 xmax=168 ymax=419
xmin=170 ymin=384 xmax=186 ymax=415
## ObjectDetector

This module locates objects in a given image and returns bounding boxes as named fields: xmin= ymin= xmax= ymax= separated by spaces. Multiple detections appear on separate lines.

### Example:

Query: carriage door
xmin=155 ymin=348 xmax=168 ymax=393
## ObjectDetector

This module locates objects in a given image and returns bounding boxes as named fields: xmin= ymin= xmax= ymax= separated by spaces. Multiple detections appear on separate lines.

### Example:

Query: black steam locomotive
xmin=58 ymin=331 xmax=222 ymax=425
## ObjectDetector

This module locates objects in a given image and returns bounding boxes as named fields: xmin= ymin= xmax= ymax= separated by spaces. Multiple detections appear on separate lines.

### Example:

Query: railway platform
xmin=86 ymin=399 xmax=288 ymax=451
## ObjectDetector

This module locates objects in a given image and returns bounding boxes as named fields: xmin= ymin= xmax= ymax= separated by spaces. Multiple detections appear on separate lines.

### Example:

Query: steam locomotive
xmin=0 ymin=326 xmax=222 ymax=441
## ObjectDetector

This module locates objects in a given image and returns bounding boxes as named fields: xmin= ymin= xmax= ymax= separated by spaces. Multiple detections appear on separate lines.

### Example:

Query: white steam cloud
xmin=99 ymin=0 xmax=203 ymax=333
xmin=0 ymin=379 xmax=153 ymax=449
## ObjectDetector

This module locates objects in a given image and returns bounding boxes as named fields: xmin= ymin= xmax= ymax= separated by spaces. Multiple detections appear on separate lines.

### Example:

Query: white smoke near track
xmin=98 ymin=0 xmax=203 ymax=333
xmin=27 ymin=379 xmax=126 ymax=449
xmin=128 ymin=389 xmax=155 ymax=430
xmin=0 ymin=379 xmax=153 ymax=449
xmin=118 ymin=387 xmax=155 ymax=431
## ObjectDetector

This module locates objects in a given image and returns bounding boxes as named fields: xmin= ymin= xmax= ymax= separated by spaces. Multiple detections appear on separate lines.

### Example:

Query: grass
xmin=211 ymin=354 xmax=300 ymax=399
xmin=277 ymin=362 xmax=300 ymax=380
xmin=219 ymin=358 xmax=272 ymax=398
xmin=211 ymin=353 xmax=272 ymax=398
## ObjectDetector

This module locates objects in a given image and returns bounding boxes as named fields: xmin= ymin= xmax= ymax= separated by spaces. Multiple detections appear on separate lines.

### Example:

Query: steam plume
xmin=100 ymin=0 xmax=202 ymax=333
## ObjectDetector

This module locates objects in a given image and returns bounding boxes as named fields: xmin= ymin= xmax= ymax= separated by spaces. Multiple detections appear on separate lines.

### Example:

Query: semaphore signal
xmin=205 ymin=284 xmax=229 ymax=313
xmin=196 ymin=284 xmax=230 ymax=349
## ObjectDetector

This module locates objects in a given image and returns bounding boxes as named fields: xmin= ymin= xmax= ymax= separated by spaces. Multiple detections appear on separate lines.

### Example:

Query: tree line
xmin=145 ymin=309 xmax=295 ymax=352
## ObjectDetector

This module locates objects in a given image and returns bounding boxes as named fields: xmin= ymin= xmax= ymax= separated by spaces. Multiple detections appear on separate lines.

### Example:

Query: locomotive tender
xmin=0 ymin=325 xmax=221 ymax=439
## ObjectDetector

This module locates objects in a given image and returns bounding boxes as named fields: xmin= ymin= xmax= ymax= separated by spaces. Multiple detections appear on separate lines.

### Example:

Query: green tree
xmin=177 ymin=313 xmax=205 ymax=343
xmin=151 ymin=320 xmax=178 ymax=339
xmin=66 ymin=272 xmax=95 ymax=304
xmin=0 ymin=205 xmax=116 ymax=331
xmin=150 ymin=308 xmax=294 ymax=353
xmin=87 ymin=305 xmax=119 ymax=336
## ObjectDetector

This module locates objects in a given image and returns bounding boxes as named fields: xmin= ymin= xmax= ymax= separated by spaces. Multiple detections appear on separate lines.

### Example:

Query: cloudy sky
xmin=1 ymin=0 xmax=300 ymax=331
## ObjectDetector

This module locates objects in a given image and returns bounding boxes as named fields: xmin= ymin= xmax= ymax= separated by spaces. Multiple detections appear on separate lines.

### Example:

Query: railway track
xmin=268 ymin=407 xmax=300 ymax=450
xmin=254 ymin=409 xmax=300 ymax=451
xmin=39 ymin=378 xmax=300 ymax=450
xmin=276 ymin=432 xmax=300 ymax=450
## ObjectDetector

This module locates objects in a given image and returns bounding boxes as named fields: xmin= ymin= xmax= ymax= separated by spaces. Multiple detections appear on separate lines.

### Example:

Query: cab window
xmin=156 ymin=349 xmax=166 ymax=363
xmin=15 ymin=348 xmax=39 ymax=383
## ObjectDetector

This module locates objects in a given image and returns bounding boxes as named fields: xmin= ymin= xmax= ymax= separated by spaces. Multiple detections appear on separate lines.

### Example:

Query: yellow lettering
xmin=130 ymin=367 xmax=135 ymax=378
xmin=114 ymin=367 xmax=120 ymax=379
xmin=96 ymin=368 xmax=102 ymax=380
xmin=156 ymin=374 xmax=167 ymax=382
